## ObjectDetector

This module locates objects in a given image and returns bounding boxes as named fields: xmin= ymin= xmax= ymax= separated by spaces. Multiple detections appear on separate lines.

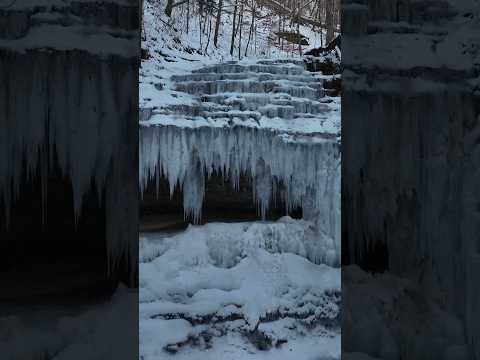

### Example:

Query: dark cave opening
xmin=141 ymin=174 xmax=303 ymax=232
xmin=0 ymin=159 xmax=129 ymax=303
xmin=342 ymin=228 xmax=390 ymax=273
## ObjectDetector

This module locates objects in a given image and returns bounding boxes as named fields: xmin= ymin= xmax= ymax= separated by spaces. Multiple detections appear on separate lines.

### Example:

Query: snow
xmin=142 ymin=330 xmax=340 ymax=360
xmin=342 ymin=265 xmax=469 ymax=360
xmin=139 ymin=218 xmax=340 ymax=359
xmin=0 ymin=285 xmax=138 ymax=360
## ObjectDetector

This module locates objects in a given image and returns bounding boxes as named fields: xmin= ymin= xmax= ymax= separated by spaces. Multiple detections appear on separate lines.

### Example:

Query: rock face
xmin=0 ymin=1 xmax=139 ymax=282
xmin=342 ymin=0 xmax=480 ymax=358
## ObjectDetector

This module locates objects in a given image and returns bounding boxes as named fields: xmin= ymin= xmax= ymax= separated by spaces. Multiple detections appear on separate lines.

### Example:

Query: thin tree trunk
xmin=326 ymin=0 xmax=334 ymax=44
xmin=199 ymin=11 xmax=203 ymax=49
xmin=238 ymin=2 xmax=244 ymax=59
xmin=165 ymin=0 xmax=174 ymax=17
xmin=281 ymin=15 xmax=285 ymax=51
xmin=186 ymin=0 xmax=190 ymax=33
xmin=254 ymin=24 xmax=257 ymax=55
xmin=165 ymin=0 xmax=189 ymax=17
xmin=278 ymin=15 xmax=281 ymax=47
xmin=140 ymin=0 xmax=145 ymax=41
xmin=205 ymin=17 xmax=213 ymax=53
xmin=245 ymin=5 xmax=255 ymax=57
xmin=298 ymin=22 xmax=302 ymax=55
xmin=214 ymin=0 xmax=223 ymax=47
xmin=230 ymin=0 xmax=238 ymax=56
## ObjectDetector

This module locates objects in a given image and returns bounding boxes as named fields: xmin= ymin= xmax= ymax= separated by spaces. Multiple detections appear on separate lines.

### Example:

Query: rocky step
xmin=172 ymin=72 xmax=322 ymax=84
xmin=200 ymin=108 xmax=325 ymax=121
xmin=199 ymin=93 xmax=331 ymax=114
xmin=175 ymin=80 xmax=322 ymax=98
xmin=155 ymin=101 xmax=330 ymax=119
xmin=192 ymin=63 xmax=306 ymax=75
xmin=146 ymin=110 xmax=329 ymax=124
xmin=256 ymin=58 xmax=306 ymax=66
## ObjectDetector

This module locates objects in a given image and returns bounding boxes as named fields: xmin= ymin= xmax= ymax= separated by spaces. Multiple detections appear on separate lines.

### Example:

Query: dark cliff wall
xmin=342 ymin=0 xmax=480 ymax=358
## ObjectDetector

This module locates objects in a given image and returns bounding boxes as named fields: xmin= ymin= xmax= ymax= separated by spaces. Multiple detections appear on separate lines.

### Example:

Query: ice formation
xmin=0 ymin=0 xmax=138 ymax=273
xmin=141 ymin=125 xmax=340 ymax=260
xmin=140 ymin=59 xmax=341 ymax=265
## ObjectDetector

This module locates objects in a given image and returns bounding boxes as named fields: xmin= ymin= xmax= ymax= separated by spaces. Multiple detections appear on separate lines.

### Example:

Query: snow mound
xmin=343 ymin=265 xmax=469 ymax=360
xmin=139 ymin=218 xmax=340 ymax=358
xmin=0 ymin=285 xmax=138 ymax=360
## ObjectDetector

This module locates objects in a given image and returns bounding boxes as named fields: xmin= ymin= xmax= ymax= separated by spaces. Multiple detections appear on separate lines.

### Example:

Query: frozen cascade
xmin=140 ymin=125 xmax=340 ymax=262
xmin=140 ymin=59 xmax=341 ymax=266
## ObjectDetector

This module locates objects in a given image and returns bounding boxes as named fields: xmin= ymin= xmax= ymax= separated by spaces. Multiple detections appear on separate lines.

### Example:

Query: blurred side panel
xmin=0 ymin=0 xmax=139 ymax=359
xmin=342 ymin=0 xmax=480 ymax=359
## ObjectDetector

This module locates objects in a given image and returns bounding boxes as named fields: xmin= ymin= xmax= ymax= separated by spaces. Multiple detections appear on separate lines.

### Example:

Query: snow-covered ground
xmin=140 ymin=218 xmax=340 ymax=360
xmin=0 ymin=285 xmax=138 ymax=360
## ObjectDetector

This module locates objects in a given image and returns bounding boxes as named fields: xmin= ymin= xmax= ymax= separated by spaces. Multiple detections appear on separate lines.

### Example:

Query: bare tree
xmin=230 ymin=0 xmax=238 ymax=56
xmin=325 ymin=0 xmax=334 ymax=44
xmin=245 ymin=2 xmax=256 ymax=56
xmin=238 ymin=0 xmax=244 ymax=59
xmin=165 ymin=0 xmax=189 ymax=17
xmin=214 ymin=0 xmax=223 ymax=47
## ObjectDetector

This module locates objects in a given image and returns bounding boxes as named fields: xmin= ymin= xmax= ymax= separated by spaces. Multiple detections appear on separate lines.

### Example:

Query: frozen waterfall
xmin=140 ymin=59 xmax=341 ymax=266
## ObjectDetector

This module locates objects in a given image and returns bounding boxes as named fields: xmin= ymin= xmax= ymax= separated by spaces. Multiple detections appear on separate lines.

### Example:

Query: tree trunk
xmin=238 ymin=2 xmax=244 ymax=59
xmin=298 ymin=22 xmax=302 ymax=56
xmin=214 ymin=0 xmax=223 ymax=47
xmin=230 ymin=0 xmax=238 ymax=56
xmin=245 ymin=5 xmax=255 ymax=57
xmin=140 ymin=0 xmax=145 ymax=41
xmin=187 ymin=0 xmax=190 ymax=33
xmin=205 ymin=17 xmax=213 ymax=53
xmin=326 ymin=0 xmax=334 ymax=44
xmin=165 ymin=0 xmax=174 ymax=17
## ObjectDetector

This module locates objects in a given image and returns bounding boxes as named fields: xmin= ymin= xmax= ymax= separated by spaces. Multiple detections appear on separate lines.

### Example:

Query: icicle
xmin=1 ymin=53 xmax=137 ymax=277
xmin=140 ymin=124 xmax=341 ymax=264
